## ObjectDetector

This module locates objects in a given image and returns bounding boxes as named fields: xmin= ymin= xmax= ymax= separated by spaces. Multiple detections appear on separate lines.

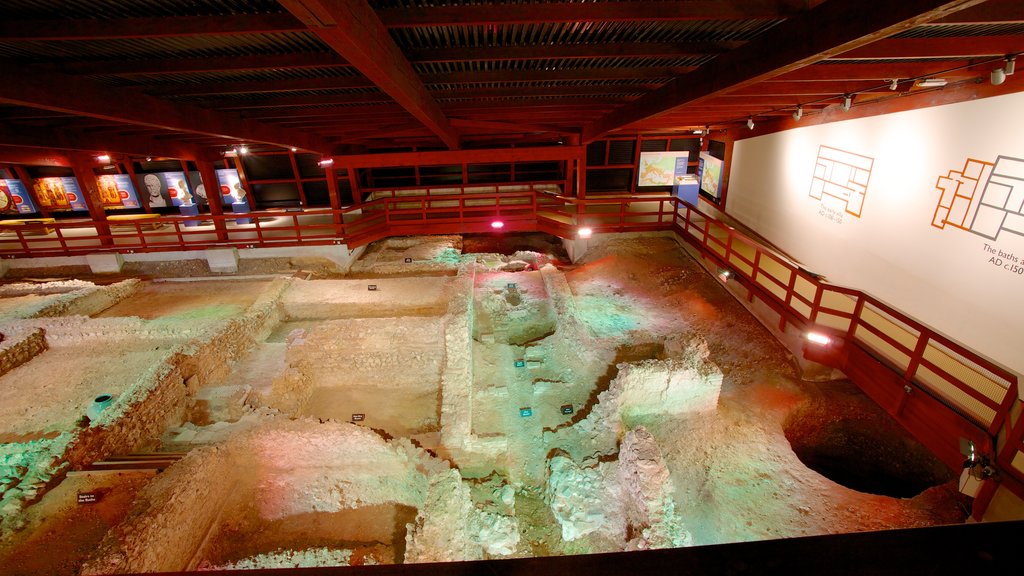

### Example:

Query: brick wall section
xmin=0 ymin=327 xmax=47 ymax=378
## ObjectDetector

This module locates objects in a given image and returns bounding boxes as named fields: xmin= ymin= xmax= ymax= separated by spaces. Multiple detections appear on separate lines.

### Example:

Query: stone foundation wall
xmin=32 ymin=279 xmax=142 ymax=318
xmin=0 ymin=327 xmax=46 ymax=378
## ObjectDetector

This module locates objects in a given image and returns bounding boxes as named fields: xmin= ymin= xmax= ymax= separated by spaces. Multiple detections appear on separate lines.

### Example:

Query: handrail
xmin=1 ymin=186 xmax=1021 ymax=502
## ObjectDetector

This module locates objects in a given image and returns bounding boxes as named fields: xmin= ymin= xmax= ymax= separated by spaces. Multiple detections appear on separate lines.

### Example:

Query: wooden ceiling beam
xmin=929 ymin=0 xmax=1024 ymax=23
xmin=280 ymin=0 xmax=459 ymax=149
xmin=773 ymin=60 xmax=977 ymax=80
xmin=583 ymin=0 xmax=990 ymax=141
xmin=838 ymin=35 xmax=1024 ymax=59
xmin=0 ymin=13 xmax=305 ymax=41
xmin=62 ymin=53 xmax=349 ymax=76
xmin=377 ymin=1 xmax=811 ymax=27
xmin=406 ymin=42 xmax=740 ymax=63
xmin=0 ymin=63 xmax=331 ymax=153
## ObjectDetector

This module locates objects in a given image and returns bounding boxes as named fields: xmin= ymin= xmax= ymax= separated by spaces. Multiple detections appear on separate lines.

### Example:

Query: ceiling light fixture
xmin=746 ymin=117 xmax=754 ymax=130
xmin=841 ymin=95 xmax=852 ymax=112
xmin=145 ymin=157 xmax=152 ymax=162
xmin=491 ymin=220 xmax=504 ymax=229
xmin=238 ymin=145 xmax=249 ymax=155
xmin=917 ymin=78 xmax=947 ymax=88
xmin=991 ymin=67 xmax=1006 ymax=85
xmin=792 ymin=106 xmax=803 ymax=121
xmin=318 ymin=158 xmax=334 ymax=167
xmin=290 ymin=147 xmax=297 ymax=152
xmin=95 ymin=154 xmax=110 ymax=163
xmin=692 ymin=129 xmax=704 ymax=135
xmin=889 ymin=78 xmax=899 ymax=90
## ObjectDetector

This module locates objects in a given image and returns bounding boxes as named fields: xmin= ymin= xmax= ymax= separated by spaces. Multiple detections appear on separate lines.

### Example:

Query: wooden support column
xmin=10 ymin=165 xmax=50 ymax=217
xmin=325 ymin=165 xmax=344 ymax=235
xmin=195 ymin=159 xmax=229 ymax=241
xmin=69 ymin=154 xmax=111 ymax=246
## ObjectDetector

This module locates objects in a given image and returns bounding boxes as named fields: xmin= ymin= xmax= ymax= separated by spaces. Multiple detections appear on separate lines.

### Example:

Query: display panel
xmin=96 ymin=174 xmax=142 ymax=209
xmin=137 ymin=172 xmax=194 ymax=207
xmin=697 ymin=152 xmax=724 ymax=199
xmin=637 ymin=151 xmax=689 ymax=187
xmin=215 ymin=169 xmax=247 ymax=203
xmin=33 ymin=177 xmax=87 ymax=211
xmin=0 ymin=179 xmax=38 ymax=214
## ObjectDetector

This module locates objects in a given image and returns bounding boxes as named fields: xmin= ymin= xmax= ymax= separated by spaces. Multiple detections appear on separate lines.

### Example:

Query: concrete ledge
xmin=206 ymin=248 xmax=239 ymax=273
xmin=86 ymin=252 xmax=125 ymax=274
xmin=238 ymin=244 xmax=366 ymax=273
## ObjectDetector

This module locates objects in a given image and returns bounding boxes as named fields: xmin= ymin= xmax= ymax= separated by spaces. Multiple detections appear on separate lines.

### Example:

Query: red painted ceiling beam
xmin=62 ymin=53 xmax=350 ymax=76
xmin=773 ymin=60 xmax=978 ymax=80
xmin=725 ymin=80 xmax=892 ymax=96
xmin=214 ymin=93 xmax=392 ymax=110
xmin=281 ymin=0 xmax=459 ymax=150
xmin=406 ymin=42 xmax=741 ymax=63
xmin=582 ymin=0 xmax=990 ymax=141
xmin=0 ymin=13 xmax=306 ymax=41
xmin=160 ymin=66 xmax=696 ymax=98
xmin=377 ymin=1 xmax=811 ymax=26
xmin=838 ymin=35 xmax=1024 ymax=59
xmin=0 ymin=63 xmax=331 ymax=153
xmin=449 ymin=118 xmax=579 ymax=135
xmin=333 ymin=145 xmax=582 ymax=168
xmin=0 ymin=122 xmax=209 ymax=161
xmin=929 ymin=0 xmax=1024 ymax=23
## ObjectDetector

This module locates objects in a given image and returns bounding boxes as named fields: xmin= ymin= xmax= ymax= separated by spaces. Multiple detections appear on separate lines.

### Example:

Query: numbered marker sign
xmin=77 ymin=493 xmax=98 ymax=504
xmin=560 ymin=404 xmax=574 ymax=415
xmin=367 ymin=285 xmax=377 ymax=291
xmin=507 ymin=283 xmax=516 ymax=289
xmin=404 ymin=257 xmax=413 ymax=263
xmin=514 ymin=359 xmax=525 ymax=368
xmin=519 ymin=407 xmax=532 ymax=418
xmin=351 ymin=413 xmax=365 ymax=422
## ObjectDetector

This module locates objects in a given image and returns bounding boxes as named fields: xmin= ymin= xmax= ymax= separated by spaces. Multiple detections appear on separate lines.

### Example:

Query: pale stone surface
xmin=85 ymin=252 xmax=125 ymax=274
xmin=205 ymin=247 xmax=239 ymax=273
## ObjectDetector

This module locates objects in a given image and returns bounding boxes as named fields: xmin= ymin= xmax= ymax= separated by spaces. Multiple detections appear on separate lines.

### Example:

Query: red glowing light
xmin=491 ymin=221 xmax=504 ymax=229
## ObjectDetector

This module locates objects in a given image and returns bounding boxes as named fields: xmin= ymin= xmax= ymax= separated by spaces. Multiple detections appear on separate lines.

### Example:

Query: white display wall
xmin=728 ymin=90 xmax=1024 ymax=379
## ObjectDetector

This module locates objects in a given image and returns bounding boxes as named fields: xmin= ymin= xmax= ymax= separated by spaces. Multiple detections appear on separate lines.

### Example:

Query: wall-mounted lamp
xmin=806 ymin=332 xmax=832 ymax=346
xmin=792 ymin=106 xmax=803 ymax=121
xmin=840 ymin=95 xmax=852 ymax=112
xmin=577 ymin=227 xmax=593 ymax=239
xmin=746 ymin=117 xmax=754 ymax=130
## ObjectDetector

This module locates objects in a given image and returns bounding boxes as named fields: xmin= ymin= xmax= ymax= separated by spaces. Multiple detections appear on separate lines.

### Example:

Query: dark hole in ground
xmin=784 ymin=384 xmax=953 ymax=499
xmin=462 ymin=232 xmax=570 ymax=262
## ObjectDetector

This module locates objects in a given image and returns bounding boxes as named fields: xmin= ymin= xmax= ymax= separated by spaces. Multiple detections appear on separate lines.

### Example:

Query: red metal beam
xmin=406 ymin=42 xmax=741 ymax=63
xmin=62 ymin=53 xmax=349 ymax=76
xmin=0 ymin=13 xmax=306 ymax=40
xmin=838 ymin=35 xmax=1024 ymax=59
xmin=0 ymin=122 xmax=209 ymax=161
xmin=449 ymin=118 xmax=579 ymax=135
xmin=773 ymin=60 xmax=978 ymax=80
xmin=280 ymin=0 xmax=460 ymax=150
xmin=158 ymin=75 xmax=376 ymax=97
xmin=0 ymin=63 xmax=330 ymax=154
xmin=582 ymin=0 xmax=990 ymax=141
xmin=929 ymin=0 xmax=1024 ymax=23
xmin=726 ymin=80 xmax=899 ymax=96
xmin=333 ymin=146 xmax=581 ymax=169
xmin=0 ymin=146 xmax=72 ymax=166
xmin=377 ymin=1 xmax=812 ymax=27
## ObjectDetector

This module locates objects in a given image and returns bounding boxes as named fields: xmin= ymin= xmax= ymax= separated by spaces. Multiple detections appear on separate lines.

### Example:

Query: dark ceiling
xmin=0 ymin=0 xmax=1021 ymax=159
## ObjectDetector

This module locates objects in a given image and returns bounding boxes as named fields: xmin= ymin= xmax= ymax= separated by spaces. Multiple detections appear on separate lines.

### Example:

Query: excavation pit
xmin=784 ymin=389 xmax=954 ymax=499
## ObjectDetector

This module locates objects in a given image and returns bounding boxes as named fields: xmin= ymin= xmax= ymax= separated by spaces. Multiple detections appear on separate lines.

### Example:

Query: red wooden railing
xmin=2 ymin=187 xmax=1021 ymax=513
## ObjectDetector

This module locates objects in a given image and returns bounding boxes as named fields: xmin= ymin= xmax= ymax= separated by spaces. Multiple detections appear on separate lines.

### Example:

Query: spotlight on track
xmin=1006 ymin=55 xmax=1016 ymax=76
xmin=806 ymin=332 xmax=832 ymax=346
xmin=889 ymin=78 xmax=899 ymax=90
xmin=746 ymin=117 xmax=754 ymax=130
xmin=792 ymin=106 xmax=803 ymax=121
xmin=238 ymin=145 xmax=249 ymax=155
xmin=841 ymin=95 xmax=852 ymax=112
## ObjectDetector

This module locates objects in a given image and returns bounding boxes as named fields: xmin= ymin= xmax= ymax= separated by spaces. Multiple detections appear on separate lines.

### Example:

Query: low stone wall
xmin=0 ymin=279 xmax=292 ymax=536
xmin=0 ymin=327 xmax=46 ymax=378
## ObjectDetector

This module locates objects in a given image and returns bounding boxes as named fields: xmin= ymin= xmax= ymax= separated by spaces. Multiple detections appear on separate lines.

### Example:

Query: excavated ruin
xmin=0 ymin=234 xmax=967 ymax=574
